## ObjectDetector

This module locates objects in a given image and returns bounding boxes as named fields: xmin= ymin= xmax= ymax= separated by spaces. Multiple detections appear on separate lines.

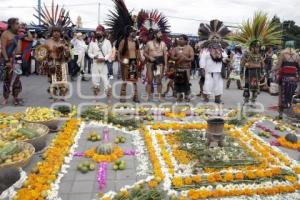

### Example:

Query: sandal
xmin=14 ymin=98 xmax=24 ymax=106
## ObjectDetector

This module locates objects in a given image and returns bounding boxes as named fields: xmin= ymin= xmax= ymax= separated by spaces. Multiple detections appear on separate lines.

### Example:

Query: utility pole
xmin=38 ymin=0 xmax=41 ymax=25
xmin=98 ymin=2 xmax=101 ymax=25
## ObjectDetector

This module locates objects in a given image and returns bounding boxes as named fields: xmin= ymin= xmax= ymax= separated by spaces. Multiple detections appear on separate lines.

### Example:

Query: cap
xmin=96 ymin=25 xmax=105 ymax=33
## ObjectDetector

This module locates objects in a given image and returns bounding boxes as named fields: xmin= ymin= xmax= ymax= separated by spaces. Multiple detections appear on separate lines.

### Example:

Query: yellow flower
xmin=293 ymin=166 xmax=300 ymax=174
xmin=172 ymin=177 xmax=184 ymax=188
xmin=148 ymin=180 xmax=158 ymax=188
xmin=285 ymin=175 xmax=298 ymax=183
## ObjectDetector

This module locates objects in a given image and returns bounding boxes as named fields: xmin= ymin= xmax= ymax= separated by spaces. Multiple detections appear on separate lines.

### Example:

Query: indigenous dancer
xmin=273 ymin=41 xmax=300 ymax=119
xmin=88 ymin=25 xmax=112 ymax=102
xmin=198 ymin=20 xmax=231 ymax=103
xmin=137 ymin=10 xmax=170 ymax=101
xmin=171 ymin=34 xmax=194 ymax=102
xmin=1 ymin=18 xmax=23 ymax=106
xmin=106 ymin=0 xmax=141 ymax=103
xmin=231 ymin=12 xmax=282 ymax=106
xmin=240 ymin=40 xmax=264 ymax=104
xmin=45 ymin=27 xmax=70 ymax=100
xmin=33 ymin=1 xmax=72 ymax=101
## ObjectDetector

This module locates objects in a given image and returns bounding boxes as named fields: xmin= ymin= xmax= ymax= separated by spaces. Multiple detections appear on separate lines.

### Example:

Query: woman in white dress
xmin=226 ymin=46 xmax=243 ymax=90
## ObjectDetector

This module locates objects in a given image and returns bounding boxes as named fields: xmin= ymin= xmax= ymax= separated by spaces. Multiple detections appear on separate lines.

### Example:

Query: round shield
xmin=35 ymin=45 xmax=49 ymax=62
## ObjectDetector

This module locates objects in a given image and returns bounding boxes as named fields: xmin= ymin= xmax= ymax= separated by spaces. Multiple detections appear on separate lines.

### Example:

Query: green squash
xmin=96 ymin=143 xmax=113 ymax=155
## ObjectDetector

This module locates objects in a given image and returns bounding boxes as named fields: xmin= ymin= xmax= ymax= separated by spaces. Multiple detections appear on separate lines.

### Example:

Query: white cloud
xmin=0 ymin=0 xmax=299 ymax=35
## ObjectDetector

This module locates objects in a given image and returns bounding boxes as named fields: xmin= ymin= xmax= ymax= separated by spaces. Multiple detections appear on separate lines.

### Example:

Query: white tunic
xmin=88 ymin=39 xmax=112 ymax=91
xmin=200 ymin=49 xmax=228 ymax=96
xmin=71 ymin=38 xmax=87 ymax=70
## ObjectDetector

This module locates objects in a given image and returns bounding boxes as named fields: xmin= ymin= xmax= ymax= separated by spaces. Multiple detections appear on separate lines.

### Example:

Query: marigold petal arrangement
xmin=1 ymin=106 xmax=300 ymax=200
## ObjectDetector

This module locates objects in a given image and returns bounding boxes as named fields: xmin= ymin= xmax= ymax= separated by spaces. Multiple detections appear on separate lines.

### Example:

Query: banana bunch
xmin=24 ymin=107 xmax=60 ymax=122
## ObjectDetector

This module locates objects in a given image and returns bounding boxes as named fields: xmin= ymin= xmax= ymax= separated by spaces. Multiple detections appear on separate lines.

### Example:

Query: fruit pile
xmin=1 ymin=127 xmax=38 ymax=141
xmin=54 ymin=105 xmax=77 ymax=118
xmin=113 ymin=160 xmax=126 ymax=170
xmin=81 ymin=106 xmax=106 ymax=121
xmin=112 ymin=181 xmax=164 ymax=200
xmin=108 ymin=114 xmax=141 ymax=130
xmin=114 ymin=136 xmax=126 ymax=144
xmin=0 ymin=141 xmax=31 ymax=164
xmin=23 ymin=107 xmax=60 ymax=122
xmin=258 ymin=131 xmax=271 ymax=138
xmin=87 ymin=131 xmax=101 ymax=142
xmin=96 ymin=143 xmax=114 ymax=155
xmin=0 ymin=113 xmax=20 ymax=129
xmin=143 ymin=115 xmax=154 ymax=121
xmin=77 ymin=161 xmax=96 ymax=173
xmin=275 ymin=125 xmax=287 ymax=132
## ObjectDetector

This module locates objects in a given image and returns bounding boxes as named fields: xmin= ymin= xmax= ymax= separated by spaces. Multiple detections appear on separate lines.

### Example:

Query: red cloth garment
xmin=21 ymin=40 xmax=32 ymax=62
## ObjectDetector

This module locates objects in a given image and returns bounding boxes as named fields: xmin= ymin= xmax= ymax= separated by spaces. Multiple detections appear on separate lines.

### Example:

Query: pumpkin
xmin=285 ymin=133 xmax=298 ymax=144
xmin=96 ymin=143 xmax=113 ymax=155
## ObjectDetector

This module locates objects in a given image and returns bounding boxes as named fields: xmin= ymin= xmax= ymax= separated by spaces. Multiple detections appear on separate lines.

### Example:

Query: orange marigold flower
xmin=207 ymin=174 xmax=216 ymax=183
xmin=255 ymin=169 xmax=265 ymax=178
xmin=188 ymin=189 xmax=199 ymax=200
xmin=192 ymin=175 xmax=202 ymax=184
xmin=235 ymin=172 xmax=244 ymax=180
xmin=184 ymin=176 xmax=193 ymax=185
xmin=245 ymin=171 xmax=256 ymax=179
xmin=223 ymin=172 xmax=234 ymax=182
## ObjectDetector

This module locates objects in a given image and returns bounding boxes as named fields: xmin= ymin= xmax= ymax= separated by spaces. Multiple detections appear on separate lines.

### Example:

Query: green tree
xmin=271 ymin=16 xmax=300 ymax=49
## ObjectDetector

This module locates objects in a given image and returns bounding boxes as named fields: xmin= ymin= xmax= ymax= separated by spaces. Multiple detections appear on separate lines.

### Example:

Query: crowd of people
xmin=0 ymin=0 xmax=300 ymax=120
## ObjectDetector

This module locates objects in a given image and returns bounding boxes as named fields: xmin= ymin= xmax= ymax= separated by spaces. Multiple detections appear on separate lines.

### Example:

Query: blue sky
xmin=0 ymin=0 xmax=299 ymax=34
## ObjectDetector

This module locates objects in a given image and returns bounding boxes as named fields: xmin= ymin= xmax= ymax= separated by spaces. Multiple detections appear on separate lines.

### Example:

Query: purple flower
xmin=270 ymin=140 xmax=281 ymax=146
xmin=123 ymin=150 xmax=136 ymax=156
xmin=97 ymin=162 xmax=108 ymax=191
xmin=73 ymin=152 xmax=84 ymax=157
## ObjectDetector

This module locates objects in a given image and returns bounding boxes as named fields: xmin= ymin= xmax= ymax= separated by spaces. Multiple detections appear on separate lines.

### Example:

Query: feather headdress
xmin=198 ymin=19 xmax=231 ymax=48
xmin=33 ymin=0 xmax=73 ymax=34
xmin=229 ymin=11 xmax=282 ymax=48
xmin=137 ymin=9 xmax=170 ymax=44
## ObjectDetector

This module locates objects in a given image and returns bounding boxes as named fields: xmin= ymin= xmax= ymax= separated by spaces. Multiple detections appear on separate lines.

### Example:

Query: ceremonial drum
xmin=206 ymin=118 xmax=225 ymax=147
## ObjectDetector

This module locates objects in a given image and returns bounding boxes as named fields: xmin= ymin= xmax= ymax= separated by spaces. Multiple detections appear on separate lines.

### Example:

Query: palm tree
xmin=230 ymin=11 xmax=282 ymax=48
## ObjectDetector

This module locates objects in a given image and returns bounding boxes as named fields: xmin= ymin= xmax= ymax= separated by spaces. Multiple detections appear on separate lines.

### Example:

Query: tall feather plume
xmin=33 ymin=0 xmax=73 ymax=33
xmin=229 ymin=11 xmax=282 ymax=48
xmin=105 ymin=0 xmax=133 ymax=43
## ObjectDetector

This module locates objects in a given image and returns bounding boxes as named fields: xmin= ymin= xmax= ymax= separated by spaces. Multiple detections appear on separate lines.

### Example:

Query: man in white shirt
xmin=88 ymin=25 xmax=112 ymax=101
xmin=71 ymin=32 xmax=87 ymax=80
xmin=200 ymin=43 xmax=228 ymax=103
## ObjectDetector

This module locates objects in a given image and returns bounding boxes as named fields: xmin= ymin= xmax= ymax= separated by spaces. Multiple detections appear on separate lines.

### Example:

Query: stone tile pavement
xmin=57 ymin=125 xmax=151 ymax=200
